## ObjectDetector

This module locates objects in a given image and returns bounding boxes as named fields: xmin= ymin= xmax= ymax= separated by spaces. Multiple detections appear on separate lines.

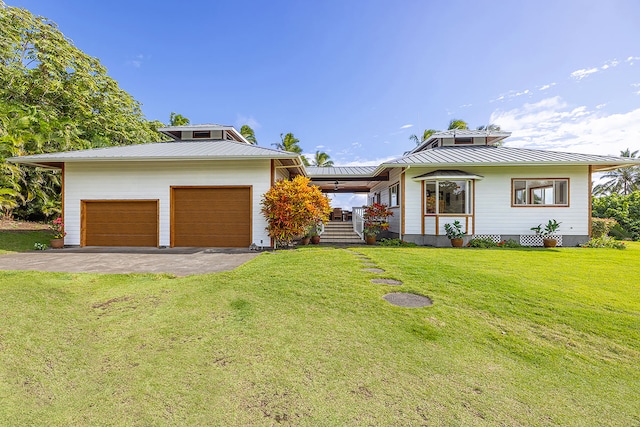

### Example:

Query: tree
xmin=240 ymin=125 xmax=257 ymax=144
xmin=261 ymin=176 xmax=332 ymax=247
xmin=272 ymin=133 xmax=303 ymax=154
xmin=409 ymin=129 xmax=437 ymax=146
xmin=311 ymin=150 xmax=334 ymax=167
xmin=593 ymin=149 xmax=640 ymax=196
xmin=448 ymin=119 xmax=469 ymax=130
xmin=592 ymin=191 xmax=640 ymax=240
xmin=169 ymin=112 xmax=190 ymax=126
xmin=0 ymin=4 xmax=165 ymax=219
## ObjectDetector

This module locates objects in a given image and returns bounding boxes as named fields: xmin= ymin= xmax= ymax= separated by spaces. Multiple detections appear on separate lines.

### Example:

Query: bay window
xmin=425 ymin=180 xmax=471 ymax=214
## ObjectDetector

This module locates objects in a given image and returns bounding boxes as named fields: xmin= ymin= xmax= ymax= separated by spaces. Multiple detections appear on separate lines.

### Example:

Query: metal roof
xmin=9 ymin=139 xmax=301 ymax=168
xmin=409 ymin=129 xmax=512 ymax=154
xmin=412 ymin=169 xmax=484 ymax=180
xmin=381 ymin=146 xmax=640 ymax=171
xmin=305 ymin=166 xmax=378 ymax=178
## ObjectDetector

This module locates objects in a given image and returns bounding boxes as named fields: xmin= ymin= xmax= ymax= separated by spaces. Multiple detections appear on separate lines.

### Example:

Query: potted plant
xmin=363 ymin=203 xmax=394 ymax=245
xmin=49 ymin=217 xmax=66 ymax=249
xmin=444 ymin=220 xmax=465 ymax=247
xmin=309 ymin=224 xmax=321 ymax=244
xmin=531 ymin=219 xmax=561 ymax=247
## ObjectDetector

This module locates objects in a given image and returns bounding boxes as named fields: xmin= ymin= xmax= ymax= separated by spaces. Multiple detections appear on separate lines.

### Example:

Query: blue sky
xmin=7 ymin=1 xmax=640 ymax=205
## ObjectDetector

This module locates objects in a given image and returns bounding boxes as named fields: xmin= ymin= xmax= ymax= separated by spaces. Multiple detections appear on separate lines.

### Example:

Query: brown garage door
xmin=171 ymin=187 xmax=251 ymax=247
xmin=82 ymin=200 xmax=158 ymax=247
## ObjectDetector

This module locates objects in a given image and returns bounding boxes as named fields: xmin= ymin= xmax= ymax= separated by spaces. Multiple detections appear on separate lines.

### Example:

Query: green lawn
xmin=0 ymin=230 xmax=52 ymax=254
xmin=0 ymin=243 xmax=638 ymax=426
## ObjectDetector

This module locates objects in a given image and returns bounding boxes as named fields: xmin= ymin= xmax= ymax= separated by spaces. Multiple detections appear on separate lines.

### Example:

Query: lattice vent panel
xmin=520 ymin=235 xmax=563 ymax=247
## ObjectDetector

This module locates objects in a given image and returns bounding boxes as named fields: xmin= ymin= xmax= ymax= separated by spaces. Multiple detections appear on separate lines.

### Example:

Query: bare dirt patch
xmin=0 ymin=219 xmax=49 ymax=232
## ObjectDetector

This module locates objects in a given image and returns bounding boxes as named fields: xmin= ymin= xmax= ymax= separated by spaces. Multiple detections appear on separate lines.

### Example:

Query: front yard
xmin=0 ymin=242 xmax=638 ymax=425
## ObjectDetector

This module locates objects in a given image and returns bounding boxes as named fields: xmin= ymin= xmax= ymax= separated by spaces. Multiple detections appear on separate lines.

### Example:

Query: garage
xmin=171 ymin=186 xmax=251 ymax=247
xmin=82 ymin=200 xmax=159 ymax=247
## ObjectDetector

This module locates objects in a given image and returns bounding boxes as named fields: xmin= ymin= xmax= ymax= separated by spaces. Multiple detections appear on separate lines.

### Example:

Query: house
xmin=10 ymin=125 xmax=640 ymax=248
xmin=306 ymin=129 xmax=640 ymax=247
xmin=11 ymin=125 xmax=304 ymax=248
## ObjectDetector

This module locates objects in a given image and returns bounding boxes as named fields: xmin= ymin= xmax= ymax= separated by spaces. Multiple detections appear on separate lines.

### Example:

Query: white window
xmin=389 ymin=183 xmax=399 ymax=207
xmin=512 ymin=179 xmax=569 ymax=206
xmin=425 ymin=180 xmax=471 ymax=214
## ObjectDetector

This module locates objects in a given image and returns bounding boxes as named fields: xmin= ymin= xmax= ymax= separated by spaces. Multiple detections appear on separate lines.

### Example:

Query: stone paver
xmin=0 ymin=247 xmax=261 ymax=276
xmin=383 ymin=292 xmax=433 ymax=308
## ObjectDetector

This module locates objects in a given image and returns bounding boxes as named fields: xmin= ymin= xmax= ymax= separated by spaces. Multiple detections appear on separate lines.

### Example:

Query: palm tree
xmin=594 ymin=148 xmax=640 ymax=195
xmin=409 ymin=129 xmax=438 ymax=146
xmin=240 ymin=125 xmax=257 ymax=144
xmin=312 ymin=151 xmax=334 ymax=167
xmin=169 ymin=112 xmax=190 ymax=126
xmin=448 ymin=119 xmax=469 ymax=130
xmin=272 ymin=133 xmax=303 ymax=154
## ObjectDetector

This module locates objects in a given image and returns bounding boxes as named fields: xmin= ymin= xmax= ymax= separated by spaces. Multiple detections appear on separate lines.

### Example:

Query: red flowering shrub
xmin=363 ymin=203 xmax=393 ymax=237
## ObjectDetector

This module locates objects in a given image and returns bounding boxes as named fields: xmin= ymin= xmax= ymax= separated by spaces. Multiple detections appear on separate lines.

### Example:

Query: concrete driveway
xmin=0 ymin=247 xmax=262 ymax=276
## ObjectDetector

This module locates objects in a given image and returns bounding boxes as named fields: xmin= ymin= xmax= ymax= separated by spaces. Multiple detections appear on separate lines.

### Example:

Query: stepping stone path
xmin=363 ymin=268 xmax=385 ymax=273
xmin=371 ymin=278 xmax=403 ymax=286
xmin=383 ymin=292 xmax=433 ymax=308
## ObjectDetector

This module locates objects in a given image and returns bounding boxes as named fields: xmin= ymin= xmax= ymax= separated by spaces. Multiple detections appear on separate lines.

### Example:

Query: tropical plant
xmin=311 ymin=150 xmax=334 ymax=167
xmin=272 ymin=133 xmax=302 ymax=153
xmin=592 ymin=191 xmax=640 ymax=240
xmin=591 ymin=217 xmax=618 ymax=238
xmin=409 ymin=129 xmax=437 ymax=146
xmin=448 ymin=119 xmax=469 ymax=130
xmin=240 ymin=125 xmax=257 ymax=144
xmin=362 ymin=203 xmax=393 ymax=237
xmin=468 ymin=237 xmax=498 ymax=248
xmin=261 ymin=176 xmax=331 ymax=247
xmin=49 ymin=217 xmax=66 ymax=239
xmin=169 ymin=113 xmax=190 ymax=126
xmin=444 ymin=220 xmax=465 ymax=239
xmin=531 ymin=219 xmax=561 ymax=238
xmin=593 ymin=149 xmax=640 ymax=196
xmin=581 ymin=236 xmax=626 ymax=250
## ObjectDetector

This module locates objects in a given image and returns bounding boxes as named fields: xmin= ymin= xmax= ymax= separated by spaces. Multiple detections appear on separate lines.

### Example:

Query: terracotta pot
xmin=450 ymin=238 xmax=464 ymax=248
xmin=310 ymin=235 xmax=321 ymax=244
xmin=543 ymin=238 xmax=558 ymax=248
xmin=365 ymin=235 xmax=377 ymax=245
xmin=50 ymin=238 xmax=64 ymax=249
xmin=300 ymin=236 xmax=311 ymax=245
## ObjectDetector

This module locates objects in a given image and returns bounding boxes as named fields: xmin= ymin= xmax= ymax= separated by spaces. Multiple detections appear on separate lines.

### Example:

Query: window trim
xmin=424 ymin=179 xmax=472 ymax=215
xmin=388 ymin=182 xmax=400 ymax=207
xmin=511 ymin=178 xmax=570 ymax=207
xmin=192 ymin=131 xmax=211 ymax=139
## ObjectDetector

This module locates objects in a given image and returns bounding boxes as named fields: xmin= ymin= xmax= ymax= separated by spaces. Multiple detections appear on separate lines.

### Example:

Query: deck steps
xmin=320 ymin=221 xmax=364 ymax=244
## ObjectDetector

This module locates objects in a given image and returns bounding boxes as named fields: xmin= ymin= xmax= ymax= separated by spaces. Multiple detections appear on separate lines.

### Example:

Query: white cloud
xmin=315 ymin=145 xmax=325 ymax=149
xmin=399 ymin=124 xmax=413 ymax=129
xmin=570 ymin=67 xmax=599 ymax=80
xmin=626 ymin=56 xmax=640 ymax=65
xmin=234 ymin=115 xmax=261 ymax=129
xmin=459 ymin=103 xmax=472 ymax=108
xmin=490 ymin=96 xmax=640 ymax=156
xmin=491 ymin=88 xmax=531 ymax=102
xmin=539 ymin=83 xmax=556 ymax=91
xmin=126 ymin=53 xmax=147 ymax=68
xmin=335 ymin=154 xmax=399 ymax=167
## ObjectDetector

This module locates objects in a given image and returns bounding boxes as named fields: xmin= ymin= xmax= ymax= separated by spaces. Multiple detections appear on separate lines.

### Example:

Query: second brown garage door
xmin=171 ymin=187 xmax=251 ymax=247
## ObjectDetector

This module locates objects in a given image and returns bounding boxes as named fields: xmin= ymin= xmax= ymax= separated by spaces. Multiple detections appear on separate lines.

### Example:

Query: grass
xmin=0 ymin=230 xmax=53 ymax=254
xmin=0 ymin=243 xmax=639 ymax=425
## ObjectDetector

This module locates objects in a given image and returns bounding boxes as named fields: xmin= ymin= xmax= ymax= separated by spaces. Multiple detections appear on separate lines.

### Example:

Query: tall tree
xmin=593 ymin=149 xmax=640 ymax=195
xmin=240 ymin=125 xmax=257 ymax=144
xmin=311 ymin=151 xmax=334 ymax=167
xmin=409 ymin=129 xmax=437 ymax=146
xmin=448 ymin=119 xmax=469 ymax=130
xmin=169 ymin=112 xmax=190 ymax=126
xmin=273 ymin=133 xmax=303 ymax=154
xmin=0 ymin=4 xmax=165 ymax=219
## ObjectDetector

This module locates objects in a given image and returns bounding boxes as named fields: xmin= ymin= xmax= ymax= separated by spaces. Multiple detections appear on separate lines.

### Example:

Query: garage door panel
xmin=83 ymin=200 xmax=158 ymax=247
xmin=172 ymin=187 xmax=251 ymax=247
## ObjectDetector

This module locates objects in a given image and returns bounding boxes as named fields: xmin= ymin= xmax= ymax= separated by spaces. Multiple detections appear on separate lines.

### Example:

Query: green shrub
xmin=468 ymin=238 xmax=498 ymax=248
xmin=581 ymin=236 xmax=626 ymax=249
xmin=591 ymin=217 xmax=618 ymax=238
xmin=609 ymin=224 xmax=635 ymax=241
xmin=378 ymin=238 xmax=417 ymax=247
xmin=497 ymin=239 xmax=523 ymax=248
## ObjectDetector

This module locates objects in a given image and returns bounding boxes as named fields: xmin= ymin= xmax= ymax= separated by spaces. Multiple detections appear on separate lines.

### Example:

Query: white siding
xmin=64 ymin=160 xmax=272 ymax=246
xmin=368 ymin=168 xmax=403 ymax=234
xmin=404 ymin=165 xmax=590 ymax=236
